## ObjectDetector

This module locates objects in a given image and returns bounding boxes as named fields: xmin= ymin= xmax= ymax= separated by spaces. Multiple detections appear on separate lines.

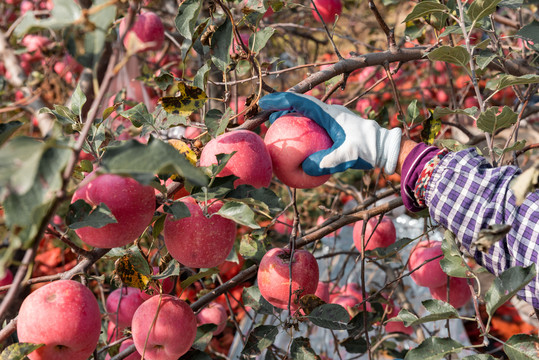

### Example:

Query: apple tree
xmin=0 ymin=0 xmax=538 ymax=359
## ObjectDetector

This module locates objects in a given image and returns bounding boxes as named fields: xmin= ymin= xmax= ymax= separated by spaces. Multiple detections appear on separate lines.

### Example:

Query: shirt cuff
xmin=400 ymin=143 xmax=440 ymax=212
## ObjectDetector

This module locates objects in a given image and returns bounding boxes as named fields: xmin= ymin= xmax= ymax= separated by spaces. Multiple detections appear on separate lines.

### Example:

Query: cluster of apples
xmin=408 ymin=241 xmax=472 ymax=308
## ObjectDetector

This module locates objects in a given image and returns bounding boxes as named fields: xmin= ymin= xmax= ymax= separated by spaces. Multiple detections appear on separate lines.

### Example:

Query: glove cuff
xmin=377 ymin=128 xmax=402 ymax=175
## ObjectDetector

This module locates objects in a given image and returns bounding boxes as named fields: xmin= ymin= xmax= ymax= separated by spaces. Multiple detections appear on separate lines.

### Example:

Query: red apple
xmin=258 ymin=248 xmax=319 ymax=310
xmin=17 ymin=280 xmax=101 ymax=360
xmin=352 ymin=216 xmax=396 ymax=253
xmin=119 ymin=11 xmax=165 ymax=53
xmin=229 ymin=96 xmax=247 ymax=123
xmin=163 ymin=197 xmax=237 ymax=268
xmin=408 ymin=241 xmax=446 ymax=288
xmin=131 ymin=295 xmax=197 ymax=360
xmin=106 ymin=287 xmax=145 ymax=328
xmin=199 ymin=130 xmax=273 ymax=188
xmin=106 ymin=322 xmax=126 ymax=343
xmin=341 ymin=283 xmax=372 ymax=311
xmin=264 ymin=114 xmax=333 ymax=189
xmin=196 ymin=302 xmax=228 ymax=335
xmin=71 ymin=172 xmax=156 ymax=248
xmin=315 ymin=281 xmax=330 ymax=303
xmin=331 ymin=295 xmax=360 ymax=318
xmin=429 ymin=277 xmax=472 ymax=308
xmin=272 ymin=213 xmax=293 ymax=235
xmin=0 ymin=268 xmax=13 ymax=289
xmin=311 ymin=0 xmax=343 ymax=24
xmin=316 ymin=215 xmax=341 ymax=236
xmin=183 ymin=126 xmax=201 ymax=139
xmin=105 ymin=340 xmax=140 ymax=360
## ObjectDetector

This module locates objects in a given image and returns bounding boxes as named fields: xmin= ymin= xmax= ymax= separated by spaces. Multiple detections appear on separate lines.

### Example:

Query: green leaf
xmin=492 ymin=140 xmax=526 ymax=156
xmin=180 ymin=268 xmax=219 ymax=289
xmin=151 ymin=259 xmax=180 ymax=280
xmin=66 ymin=199 xmax=117 ymax=230
xmin=340 ymin=336 xmax=368 ymax=354
xmin=433 ymin=106 xmax=478 ymax=119
xmin=307 ymin=304 xmax=351 ymax=330
xmin=175 ymin=0 xmax=203 ymax=40
xmin=192 ymin=323 xmax=218 ymax=351
xmin=462 ymin=355 xmax=498 ymax=360
xmin=402 ymin=1 xmax=449 ymax=23
xmin=510 ymin=164 xmax=539 ymax=206
xmin=485 ymin=264 xmax=536 ymax=318
xmin=0 ymin=121 xmax=23 ymax=147
xmin=498 ymin=0 xmax=523 ymax=8
xmin=476 ymin=50 xmax=498 ymax=70
xmin=152 ymin=213 xmax=167 ymax=239
xmin=440 ymin=230 xmax=470 ymax=278
xmin=0 ymin=342 xmax=44 ymax=360
xmin=163 ymin=201 xmax=191 ymax=221
xmin=404 ymin=337 xmax=465 ymax=360
xmin=433 ymin=139 xmax=470 ymax=152
xmin=155 ymin=70 xmax=175 ymax=91
xmin=239 ymin=233 xmax=266 ymax=262
xmin=226 ymin=185 xmax=284 ymax=215
xmin=242 ymin=286 xmax=276 ymax=315
xmin=119 ymin=102 xmax=154 ymax=128
xmin=217 ymin=201 xmax=260 ymax=229
xmin=241 ymin=325 xmax=279 ymax=356
xmin=516 ymin=20 xmax=539 ymax=44
xmin=476 ymin=106 xmax=518 ymax=134
xmin=467 ymin=0 xmax=503 ymax=22
xmin=205 ymin=109 xmax=231 ymax=138
xmin=193 ymin=60 xmax=211 ymax=90
xmin=180 ymin=349 xmax=213 ymax=360
xmin=41 ymin=105 xmax=78 ymax=125
xmin=249 ymin=28 xmax=275 ymax=54
xmin=486 ymin=74 xmax=539 ymax=92
xmin=211 ymin=18 xmax=233 ymax=73
xmin=100 ymin=139 xmax=208 ymax=187
xmin=427 ymin=46 xmax=470 ymax=68
xmin=70 ymin=82 xmax=86 ymax=118
xmin=503 ymin=334 xmax=539 ymax=360
xmin=290 ymin=337 xmax=319 ymax=360
xmin=407 ymin=100 xmax=421 ymax=124
xmin=365 ymin=237 xmax=415 ymax=259
xmin=209 ymin=152 xmax=237 ymax=178
xmin=390 ymin=299 xmax=459 ymax=327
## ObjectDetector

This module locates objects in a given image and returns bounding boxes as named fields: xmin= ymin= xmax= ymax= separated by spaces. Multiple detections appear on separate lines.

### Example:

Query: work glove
xmin=259 ymin=92 xmax=402 ymax=175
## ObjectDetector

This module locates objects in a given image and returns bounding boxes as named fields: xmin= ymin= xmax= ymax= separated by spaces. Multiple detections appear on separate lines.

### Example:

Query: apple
xmin=163 ymin=197 xmax=237 ymax=268
xmin=0 ymin=268 xmax=13 ymax=290
xmin=258 ymin=248 xmax=319 ymax=310
xmin=429 ymin=277 xmax=472 ymax=308
xmin=106 ymin=287 xmax=145 ymax=328
xmin=139 ymin=266 xmax=176 ymax=301
xmin=229 ymin=96 xmax=247 ymax=123
xmin=106 ymin=322 xmax=126 ymax=342
xmin=131 ymin=295 xmax=197 ymax=360
xmin=17 ymin=280 xmax=101 ymax=360
xmin=310 ymin=0 xmax=343 ymax=24
xmin=316 ymin=215 xmax=341 ymax=236
xmin=408 ymin=241 xmax=446 ymax=288
xmin=352 ymin=216 xmax=396 ymax=253
xmin=264 ymin=114 xmax=333 ymax=189
xmin=315 ymin=281 xmax=330 ymax=303
xmin=341 ymin=283 xmax=372 ymax=311
xmin=21 ymin=34 xmax=50 ymax=61
xmin=119 ymin=11 xmax=165 ymax=53
xmin=196 ymin=302 xmax=228 ymax=335
xmin=183 ymin=126 xmax=201 ymax=139
xmin=199 ymin=130 xmax=273 ymax=188
xmin=71 ymin=172 xmax=156 ymax=248
xmin=272 ymin=213 xmax=293 ymax=235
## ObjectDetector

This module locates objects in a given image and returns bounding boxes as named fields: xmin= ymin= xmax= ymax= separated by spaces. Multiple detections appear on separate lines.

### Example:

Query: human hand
xmin=259 ymin=92 xmax=402 ymax=175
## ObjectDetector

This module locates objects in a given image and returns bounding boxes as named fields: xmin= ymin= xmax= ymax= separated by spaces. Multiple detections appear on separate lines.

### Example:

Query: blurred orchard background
xmin=0 ymin=0 xmax=538 ymax=359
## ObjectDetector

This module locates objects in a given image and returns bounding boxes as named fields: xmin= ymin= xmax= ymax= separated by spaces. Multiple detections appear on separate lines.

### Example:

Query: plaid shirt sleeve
xmin=425 ymin=148 xmax=539 ymax=308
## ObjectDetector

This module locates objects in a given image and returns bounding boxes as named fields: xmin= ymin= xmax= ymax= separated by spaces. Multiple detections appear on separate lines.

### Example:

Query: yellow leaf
xmin=421 ymin=110 xmax=441 ymax=145
xmin=114 ymin=253 xmax=151 ymax=290
xmin=159 ymin=82 xmax=208 ymax=116
xmin=169 ymin=139 xmax=197 ymax=165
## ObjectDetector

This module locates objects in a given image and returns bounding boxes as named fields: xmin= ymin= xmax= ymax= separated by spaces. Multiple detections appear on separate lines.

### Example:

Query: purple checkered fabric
xmin=425 ymin=148 xmax=539 ymax=308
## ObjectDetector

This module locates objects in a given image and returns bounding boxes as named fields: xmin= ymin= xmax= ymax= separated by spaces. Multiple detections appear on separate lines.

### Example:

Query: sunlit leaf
xmin=404 ymin=337 xmax=464 ymax=360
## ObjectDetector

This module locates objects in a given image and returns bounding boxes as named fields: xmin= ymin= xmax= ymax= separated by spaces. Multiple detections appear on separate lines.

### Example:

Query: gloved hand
xmin=259 ymin=92 xmax=402 ymax=175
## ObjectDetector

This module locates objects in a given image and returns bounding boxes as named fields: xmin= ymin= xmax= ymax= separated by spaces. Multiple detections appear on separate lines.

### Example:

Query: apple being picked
xmin=17 ymin=280 xmax=101 ymax=360
xmin=264 ymin=114 xmax=333 ymax=189
xmin=119 ymin=11 xmax=165 ymax=53
xmin=106 ymin=287 xmax=145 ymax=328
xmin=311 ymin=0 xmax=343 ymax=24
xmin=199 ymin=130 xmax=273 ymax=188
xmin=163 ymin=197 xmax=237 ymax=268
xmin=352 ymin=216 xmax=396 ymax=253
xmin=131 ymin=295 xmax=197 ymax=360
xmin=71 ymin=172 xmax=156 ymax=248
xmin=258 ymin=248 xmax=319 ymax=310
xmin=196 ymin=302 xmax=228 ymax=335
xmin=408 ymin=241 xmax=446 ymax=288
